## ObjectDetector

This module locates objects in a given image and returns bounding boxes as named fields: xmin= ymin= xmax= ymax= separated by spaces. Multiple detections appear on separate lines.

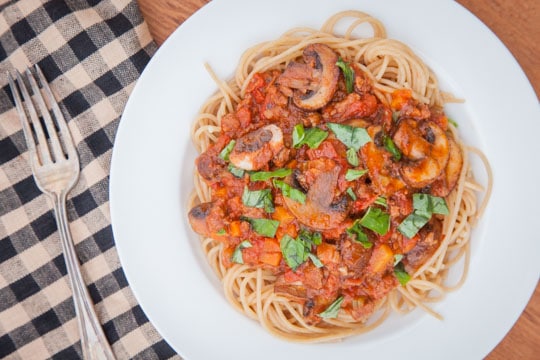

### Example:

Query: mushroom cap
xmin=278 ymin=43 xmax=340 ymax=110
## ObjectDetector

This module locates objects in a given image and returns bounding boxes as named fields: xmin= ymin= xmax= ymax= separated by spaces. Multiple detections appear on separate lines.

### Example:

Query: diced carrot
xmin=221 ymin=246 xmax=234 ymax=268
xmin=260 ymin=252 xmax=282 ymax=267
xmin=272 ymin=206 xmax=295 ymax=223
xmin=263 ymin=238 xmax=281 ymax=253
xmin=368 ymin=244 xmax=394 ymax=274
xmin=316 ymin=243 xmax=340 ymax=265
xmin=213 ymin=187 xmax=227 ymax=198
xmin=229 ymin=220 xmax=242 ymax=237
xmin=390 ymin=89 xmax=412 ymax=110
xmin=275 ymin=222 xmax=298 ymax=241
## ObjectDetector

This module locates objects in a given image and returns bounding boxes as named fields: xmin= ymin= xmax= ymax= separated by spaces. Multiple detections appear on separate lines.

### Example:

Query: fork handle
xmin=52 ymin=192 xmax=116 ymax=360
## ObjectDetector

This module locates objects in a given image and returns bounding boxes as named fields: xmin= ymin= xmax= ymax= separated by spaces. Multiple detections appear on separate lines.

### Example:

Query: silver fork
xmin=8 ymin=65 xmax=116 ymax=360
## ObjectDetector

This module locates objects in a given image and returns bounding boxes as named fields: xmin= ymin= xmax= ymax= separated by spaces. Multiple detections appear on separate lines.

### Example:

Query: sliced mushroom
xmin=188 ymin=202 xmax=224 ymax=238
xmin=277 ymin=43 xmax=340 ymax=110
xmin=282 ymin=165 xmax=349 ymax=230
xmin=393 ymin=119 xmax=450 ymax=188
xmin=430 ymin=136 xmax=464 ymax=197
xmin=228 ymin=124 xmax=284 ymax=171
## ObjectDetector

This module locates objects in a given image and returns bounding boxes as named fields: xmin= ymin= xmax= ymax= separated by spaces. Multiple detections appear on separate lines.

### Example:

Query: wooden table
xmin=136 ymin=0 xmax=540 ymax=359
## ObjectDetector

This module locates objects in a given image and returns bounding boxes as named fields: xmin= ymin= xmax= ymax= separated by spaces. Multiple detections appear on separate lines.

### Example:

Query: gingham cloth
xmin=0 ymin=0 xmax=181 ymax=359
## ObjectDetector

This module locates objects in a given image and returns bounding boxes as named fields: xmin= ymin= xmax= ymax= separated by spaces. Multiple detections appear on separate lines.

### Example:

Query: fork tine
xmin=15 ymin=70 xmax=53 ymax=165
xmin=8 ymin=73 xmax=39 ymax=165
xmin=25 ymin=67 xmax=65 ymax=162
xmin=34 ymin=65 xmax=78 ymax=160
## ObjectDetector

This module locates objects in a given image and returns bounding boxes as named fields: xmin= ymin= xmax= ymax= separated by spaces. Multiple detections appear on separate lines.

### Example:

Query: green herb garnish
xmin=359 ymin=206 xmax=390 ymax=235
xmin=273 ymin=179 xmax=306 ymax=204
xmin=394 ymin=261 xmax=411 ymax=286
xmin=398 ymin=194 xmax=449 ymax=238
xmin=327 ymin=122 xmax=371 ymax=151
xmin=346 ymin=187 xmax=357 ymax=200
xmin=219 ymin=139 xmax=236 ymax=161
xmin=383 ymin=134 xmax=402 ymax=161
xmin=319 ymin=296 xmax=345 ymax=319
xmin=228 ymin=164 xmax=245 ymax=178
xmin=242 ymin=186 xmax=274 ymax=213
xmin=374 ymin=196 xmax=388 ymax=208
xmin=336 ymin=58 xmax=354 ymax=93
xmin=280 ymin=230 xmax=323 ymax=270
xmin=280 ymin=234 xmax=309 ymax=270
xmin=231 ymin=240 xmax=252 ymax=264
xmin=250 ymin=168 xmax=292 ymax=182
xmin=346 ymin=147 xmax=359 ymax=166
xmin=346 ymin=220 xmax=372 ymax=248
xmin=345 ymin=169 xmax=368 ymax=181
xmin=292 ymin=124 xmax=328 ymax=149
xmin=243 ymin=217 xmax=280 ymax=237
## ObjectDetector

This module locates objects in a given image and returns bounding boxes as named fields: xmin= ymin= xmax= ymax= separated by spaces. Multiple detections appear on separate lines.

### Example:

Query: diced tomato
xmin=367 ymin=244 xmax=394 ymax=274
xmin=307 ymin=140 xmax=339 ymax=160
xmin=283 ymin=269 xmax=303 ymax=283
xmin=391 ymin=89 xmax=412 ymax=110
xmin=316 ymin=243 xmax=340 ymax=265
xmin=236 ymin=106 xmax=252 ymax=128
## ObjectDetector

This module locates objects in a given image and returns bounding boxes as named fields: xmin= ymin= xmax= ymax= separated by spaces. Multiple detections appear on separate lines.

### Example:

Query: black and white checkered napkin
xmin=0 ymin=1 xmax=180 ymax=358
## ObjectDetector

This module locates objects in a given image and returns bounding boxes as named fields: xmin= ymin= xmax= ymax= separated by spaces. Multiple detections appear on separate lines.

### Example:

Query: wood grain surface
xmin=136 ymin=0 xmax=540 ymax=358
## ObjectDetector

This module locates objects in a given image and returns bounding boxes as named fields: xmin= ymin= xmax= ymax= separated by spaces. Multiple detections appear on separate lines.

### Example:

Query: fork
xmin=8 ymin=65 xmax=116 ymax=360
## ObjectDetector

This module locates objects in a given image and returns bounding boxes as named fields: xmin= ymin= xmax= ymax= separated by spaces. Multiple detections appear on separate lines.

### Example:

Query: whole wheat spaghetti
xmin=187 ymin=11 xmax=492 ymax=343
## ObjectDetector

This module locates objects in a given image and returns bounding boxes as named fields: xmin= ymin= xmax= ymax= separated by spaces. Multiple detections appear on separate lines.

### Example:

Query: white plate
xmin=109 ymin=0 xmax=540 ymax=359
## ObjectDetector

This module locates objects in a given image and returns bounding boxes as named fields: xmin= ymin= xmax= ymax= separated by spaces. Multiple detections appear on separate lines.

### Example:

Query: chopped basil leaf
xmin=394 ymin=262 xmax=411 ymax=286
xmin=311 ymin=231 xmax=323 ymax=245
xmin=346 ymin=187 xmax=357 ymax=200
xmin=347 ymin=220 xmax=372 ymax=248
xmin=281 ymin=230 xmax=324 ymax=270
xmin=448 ymin=117 xmax=459 ymax=128
xmin=304 ymin=127 xmax=329 ymax=149
xmin=217 ymin=229 xmax=226 ymax=235
xmin=231 ymin=240 xmax=252 ymax=264
xmin=250 ymin=168 xmax=292 ymax=182
xmin=292 ymin=124 xmax=328 ymax=149
xmin=308 ymin=253 xmax=324 ymax=268
xmin=228 ymin=164 xmax=245 ymax=178
xmin=243 ymin=217 xmax=280 ymax=237
xmin=319 ymin=296 xmax=344 ymax=319
xmin=219 ymin=139 xmax=236 ymax=161
xmin=345 ymin=168 xmax=368 ymax=181
xmin=383 ymin=134 xmax=402 ymax=161
xmin=242 ymin=187 xmax=274 ymax=213
xmin=413 ymin=194 xmax=449 ymax=215
xmin=280 ymin=234 xmax=308 ymax=270
xmin=359 ymin=207 xmax=390 ymax=235
xmin=273 ymin=179 xmax=306 ymax=204
xmin=398 ymin=194 xmax=449 ymax=238
xmin=374 ymin=196 xmax=388 ymax=208
xmin=292 ymin=124 xmax=304 ymax=147
xmin=397 ymin=210 xmax=431 ymax=238
xmin=336 ymin=58 xmax=354 ymax=93
xmin=298 ymin=228 xmax=322 ymax=246
xmin=327 ymin=123 xmax=371 ymax=151
xmin=346 ymin=147 xmax=359 ymax=166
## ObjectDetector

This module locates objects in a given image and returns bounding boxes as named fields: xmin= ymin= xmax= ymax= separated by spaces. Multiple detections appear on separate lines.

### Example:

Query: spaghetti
xmin=188 ymin=11 xmax=492 ymax=342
